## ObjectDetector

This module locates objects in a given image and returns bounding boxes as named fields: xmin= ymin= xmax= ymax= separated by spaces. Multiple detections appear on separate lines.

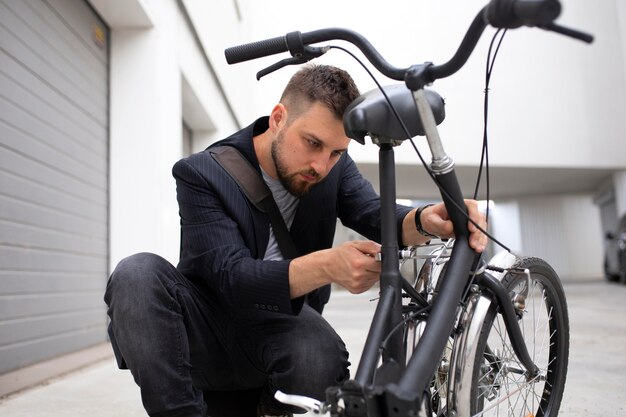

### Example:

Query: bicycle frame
xmin=319 ymin=15 xmax=539 ymax=417
xmin=224 ymin=1 xmax=592 ymax=415
xmin=342 ymin=89 xmax=501 ymax=417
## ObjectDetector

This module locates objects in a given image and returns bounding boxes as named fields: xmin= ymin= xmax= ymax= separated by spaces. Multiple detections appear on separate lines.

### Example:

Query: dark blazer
xmin=173 ymin=117 xmax=412 ymax=316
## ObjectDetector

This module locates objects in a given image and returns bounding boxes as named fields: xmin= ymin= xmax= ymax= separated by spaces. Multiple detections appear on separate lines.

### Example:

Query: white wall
xmin=489 ymin=195 xmax=605 ymax=281
xmin=516 ymin=194 xmax=604 ymax=280
xmin=101 ymin=0 xmax=239 ymax=270
xmin=206 ymin=0 xmax=626 ymax=171
xmin=483 ymin=0 xmax=626 ymax=169
xmin=182 ymin=0 xmax=252 ymax=128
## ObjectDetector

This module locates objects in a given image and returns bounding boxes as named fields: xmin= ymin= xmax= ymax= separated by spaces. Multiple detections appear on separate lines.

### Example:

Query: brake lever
xmin=256 ymin=57 xmax=306 ymax=80
xmin=538 ymin=22 xmax=594 ymax=43
xmin=256 ymin=45 xmax=330 ymax=80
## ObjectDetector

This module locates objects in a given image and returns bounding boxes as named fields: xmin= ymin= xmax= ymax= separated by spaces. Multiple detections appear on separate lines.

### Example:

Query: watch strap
xmin=415 ymin=204 xmax=438 ymax=239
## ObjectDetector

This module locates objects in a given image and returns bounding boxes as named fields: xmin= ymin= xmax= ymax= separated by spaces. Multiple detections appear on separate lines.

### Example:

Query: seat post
xmin=354 ymin=139 xmax=405 ymax=386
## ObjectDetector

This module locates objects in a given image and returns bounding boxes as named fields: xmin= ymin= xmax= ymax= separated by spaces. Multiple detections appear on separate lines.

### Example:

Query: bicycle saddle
xmin=343 ymin=84 xmax=445 ymax=144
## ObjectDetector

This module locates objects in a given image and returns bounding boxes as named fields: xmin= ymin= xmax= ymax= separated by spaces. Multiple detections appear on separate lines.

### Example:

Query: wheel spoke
xmin=471 ymin=373 xmax=544 ymax=417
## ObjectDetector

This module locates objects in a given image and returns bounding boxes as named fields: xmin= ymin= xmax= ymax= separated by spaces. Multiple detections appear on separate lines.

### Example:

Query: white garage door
xmin=0 ymin=0 xmax=109 ymax=373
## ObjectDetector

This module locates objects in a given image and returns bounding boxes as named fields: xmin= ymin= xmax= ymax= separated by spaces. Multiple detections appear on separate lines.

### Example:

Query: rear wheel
xmin=452 ymin=257 xmax=569 ymax=417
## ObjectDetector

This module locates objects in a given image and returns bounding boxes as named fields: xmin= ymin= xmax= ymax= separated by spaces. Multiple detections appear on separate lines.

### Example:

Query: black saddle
xmin=343 ymin=84 xmax=445 ymax=144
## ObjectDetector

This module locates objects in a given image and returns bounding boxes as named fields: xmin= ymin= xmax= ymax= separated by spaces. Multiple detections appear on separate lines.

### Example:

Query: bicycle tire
xmin=450 ymin=256 xmax=569 ymax=417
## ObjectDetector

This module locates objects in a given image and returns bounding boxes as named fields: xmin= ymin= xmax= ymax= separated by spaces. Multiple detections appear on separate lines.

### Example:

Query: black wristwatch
xmin=415 ymin=204 xmax=438 ymax=239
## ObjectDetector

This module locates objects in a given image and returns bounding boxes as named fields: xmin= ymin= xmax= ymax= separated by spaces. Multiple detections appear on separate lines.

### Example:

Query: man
xmin=105 ymin=64 xmax=487 ymax=417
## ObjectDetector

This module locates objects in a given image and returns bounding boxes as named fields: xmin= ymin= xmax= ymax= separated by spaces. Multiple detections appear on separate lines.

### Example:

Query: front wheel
xmin=450 ymin=257 xmax=569 ymax=417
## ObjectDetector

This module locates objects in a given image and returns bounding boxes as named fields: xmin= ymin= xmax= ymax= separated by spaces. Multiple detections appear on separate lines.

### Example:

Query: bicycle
xmin=224 ymin=1 xmax=592 ymax=415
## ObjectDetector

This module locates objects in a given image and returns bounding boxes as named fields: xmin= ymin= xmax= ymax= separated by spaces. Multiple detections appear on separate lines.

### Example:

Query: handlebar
xmin=224 ymin=0 xmax=592 ymax=84
xmin=225 ymin=28 xmax=409 ymax=80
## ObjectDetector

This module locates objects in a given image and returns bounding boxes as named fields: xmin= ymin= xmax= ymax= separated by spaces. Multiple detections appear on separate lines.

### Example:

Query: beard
xmin=271 ymin=131 xmax=321 ymax=198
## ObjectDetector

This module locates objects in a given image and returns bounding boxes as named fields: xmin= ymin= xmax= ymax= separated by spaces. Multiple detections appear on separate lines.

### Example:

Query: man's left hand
xmin=421 ymin=200 xmax=488 ymax=253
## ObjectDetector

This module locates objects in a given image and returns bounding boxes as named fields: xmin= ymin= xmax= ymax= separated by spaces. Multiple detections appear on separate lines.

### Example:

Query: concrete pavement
xmin=0 ymin=280 xmax=624 ymax=416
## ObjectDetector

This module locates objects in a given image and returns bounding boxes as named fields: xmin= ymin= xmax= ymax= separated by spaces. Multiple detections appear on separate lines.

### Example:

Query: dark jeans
xmin=104 ymin=253 xmax=349 ymax=417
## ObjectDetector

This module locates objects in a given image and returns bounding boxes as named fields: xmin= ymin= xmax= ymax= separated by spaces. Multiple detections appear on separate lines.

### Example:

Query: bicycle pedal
xmin=274 ymin=390 xmax=324 ymax=415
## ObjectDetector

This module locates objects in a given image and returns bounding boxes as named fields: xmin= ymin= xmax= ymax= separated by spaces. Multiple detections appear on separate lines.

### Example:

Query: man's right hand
xmin=288 ymin=240 xmax=381 ymax=299
xmin=327 ymin=241 xmax=381 ymax=294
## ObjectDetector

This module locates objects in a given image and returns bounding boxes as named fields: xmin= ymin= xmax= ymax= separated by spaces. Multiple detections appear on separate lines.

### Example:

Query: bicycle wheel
xmin=450 ymin=256 xmax=569 ymax=417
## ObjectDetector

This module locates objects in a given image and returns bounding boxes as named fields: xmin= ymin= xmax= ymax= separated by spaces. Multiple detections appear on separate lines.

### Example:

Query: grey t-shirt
xmin=261 ymin=168 xmax=300 ymax=261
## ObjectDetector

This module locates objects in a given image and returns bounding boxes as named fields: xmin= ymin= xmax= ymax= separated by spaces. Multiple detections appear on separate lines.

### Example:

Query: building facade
xmin=1 ymin=0 xmax=625 ymax=381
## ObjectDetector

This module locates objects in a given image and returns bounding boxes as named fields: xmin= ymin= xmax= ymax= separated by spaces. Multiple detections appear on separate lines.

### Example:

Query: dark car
xmin=604 ymin=214 xmax=626 ymax=283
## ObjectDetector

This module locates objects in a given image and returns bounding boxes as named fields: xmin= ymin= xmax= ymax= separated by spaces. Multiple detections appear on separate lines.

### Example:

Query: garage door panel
xmin=0 ymin=97 xmax=107 ymax=176
xmin=0 ymin=309 xmax=106 ymax=348
xmin=45 ymin=0 xmax=108 ymax=64
xmin=0 ymin=6 xmax=106 ymax=126
xmin=0 ymin=290 xmax=106 ymax=321
xmin=0 ymin=246 xmax=107 ymax=278
xmin=0 ymin=270 xmax=107 ymax=295
xmin=0 ymin=0 xmax=109 ymax=374
xmin=0 ymin=158 xmax=106 ymax=219
xmin=3 ymin=0 xmax=107 ymax=109
xmin=0 ymin=121 xmax=107 ymax=193
xmin=24 ymin=0 xmax=108 ymax=88
xmin=0 ymin=220 xmax=107 ymax=258
xmin=0 ymin=69 xmax=107 ymax=160
xmin=0 ymin=1 xmax=107 ymax=120
xmin=0 ymin=140 xmax=107 ymax=206
xmin=0 ymin=270 xmax=106 ymax=295
xmin=0 ymin=50 xmax=107 ymax=142
xmin=0 ymin=196 xmax=107 ymax=240
xmin=0 ymin=326 xmax=107 ymax=372
xmin=0 ymin=154 xmax=107 ymax=219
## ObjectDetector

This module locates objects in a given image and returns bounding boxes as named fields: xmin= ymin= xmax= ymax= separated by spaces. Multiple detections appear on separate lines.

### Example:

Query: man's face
xmin=271 ymin=102 xmax=350 ymax=197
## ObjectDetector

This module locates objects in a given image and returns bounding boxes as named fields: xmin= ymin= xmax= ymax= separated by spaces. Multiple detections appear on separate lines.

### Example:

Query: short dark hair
xmin=280 ymin=64 xmax=360 ymax=121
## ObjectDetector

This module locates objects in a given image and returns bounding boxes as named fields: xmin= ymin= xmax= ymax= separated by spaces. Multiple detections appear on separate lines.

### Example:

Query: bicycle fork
xmin=409 ymin=86 xmax=540 ymax=376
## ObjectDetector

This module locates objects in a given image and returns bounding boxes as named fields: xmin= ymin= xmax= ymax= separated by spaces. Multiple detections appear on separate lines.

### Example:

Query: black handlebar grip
xmin=514 ymin=0 xmax=561 ymax=23
xmin=486 ymin=0 xmax=561 ymax=28
xmin=225 ymin=35 xmax=288 ymax=64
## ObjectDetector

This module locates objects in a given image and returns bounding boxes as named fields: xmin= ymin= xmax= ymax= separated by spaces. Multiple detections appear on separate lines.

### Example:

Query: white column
xmin=109 ymin=24 xmax=182 ymax=269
